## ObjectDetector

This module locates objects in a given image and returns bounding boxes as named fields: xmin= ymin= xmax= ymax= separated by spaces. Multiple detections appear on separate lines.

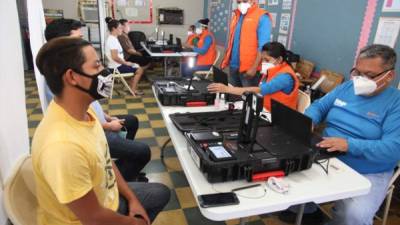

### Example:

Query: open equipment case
xmin=170 ymin=93 xmax=341 ymax=183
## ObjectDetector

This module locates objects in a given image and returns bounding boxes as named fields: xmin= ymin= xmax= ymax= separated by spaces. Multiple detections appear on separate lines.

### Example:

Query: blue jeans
xmin=116 ymin=64 xmax=138 ymax=73
xmin=326 ymin=170 xmax=393 ymax=225
xmin=229 ymin=67 xmax=260 ymax=87
xmin=117 ymin=182 xmax=170 ymax=222
xmin=288 ymin=170 xmax=393 ymax=225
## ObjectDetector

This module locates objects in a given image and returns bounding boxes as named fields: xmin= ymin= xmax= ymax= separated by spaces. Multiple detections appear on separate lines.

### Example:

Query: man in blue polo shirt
xmin=298 ymin=44 xmax=400 ymax=225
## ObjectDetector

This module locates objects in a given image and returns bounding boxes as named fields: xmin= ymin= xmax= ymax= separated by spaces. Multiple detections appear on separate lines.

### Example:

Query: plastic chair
xmin=375 ymin=164 xmax=400 ymax=225
xmin=110 ymin=67 xmax=136 ymax=98
xmin=3 ymin=155 xmax=38 ymax=225
xmin=297 ymin=90 xmax=311 ymax=113
xmin=194 ymin=49 xmax=221 ymax=79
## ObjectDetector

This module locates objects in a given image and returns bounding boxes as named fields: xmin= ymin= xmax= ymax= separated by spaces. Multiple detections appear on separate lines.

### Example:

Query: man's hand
xmin=207 ymin=83 xmax=229 ymax=93
xmin=183 ymin=43 xmax=193 ymax=49
xmin=317 ymin=137 xmax=348 ymax=152
xmin=128 ymin=199 xmax=150 ymax=225
xmin=108 ymin=120 xmax=123 ymax=132
xmin=245 ymin=67 xmax=257 ymax=78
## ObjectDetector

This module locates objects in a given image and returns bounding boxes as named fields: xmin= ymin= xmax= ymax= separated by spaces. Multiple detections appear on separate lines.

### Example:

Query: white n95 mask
xmin=353 ymin=76 xmax=377 ymax=96
xmin=195 ymin=27 xmax=202 ymax=35
xmin=187 ymin=31 xmax=194 ymax=36
xmin=261 ymin=62 xmax=275 ymax=74
xmin=238 ymin=2 xmax=251 ymax=14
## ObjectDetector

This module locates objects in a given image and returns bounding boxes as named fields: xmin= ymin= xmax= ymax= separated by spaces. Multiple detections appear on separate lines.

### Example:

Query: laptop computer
xmin=176 ymin=37 xmax=193 ymax=52
xmin=256 ymin=99 xmax=344 ymax=160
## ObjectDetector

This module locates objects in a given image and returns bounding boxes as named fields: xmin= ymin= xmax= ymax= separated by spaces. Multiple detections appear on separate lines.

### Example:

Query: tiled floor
xmin=24 ymin=70 xmax=400 ymax=225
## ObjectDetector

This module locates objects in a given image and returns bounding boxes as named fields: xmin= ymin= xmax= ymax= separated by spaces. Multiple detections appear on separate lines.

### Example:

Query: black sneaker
xmin=278 ymin=208 xmax=325 ymax=225
xmin=136 ymin=172 xmax=149 ymax=182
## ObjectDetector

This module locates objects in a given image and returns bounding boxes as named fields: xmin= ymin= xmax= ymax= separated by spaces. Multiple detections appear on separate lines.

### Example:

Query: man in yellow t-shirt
xmin=32 ymin=37 xmax=170 ymax=225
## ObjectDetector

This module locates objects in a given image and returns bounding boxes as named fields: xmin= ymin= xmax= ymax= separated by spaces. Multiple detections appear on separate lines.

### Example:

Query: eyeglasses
xmin=350 ymin=68 xmax=393 ymax=79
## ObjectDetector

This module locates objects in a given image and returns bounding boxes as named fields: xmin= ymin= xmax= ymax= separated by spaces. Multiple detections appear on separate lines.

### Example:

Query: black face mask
xmin=72 ymin=68 xmax=113 ymax=100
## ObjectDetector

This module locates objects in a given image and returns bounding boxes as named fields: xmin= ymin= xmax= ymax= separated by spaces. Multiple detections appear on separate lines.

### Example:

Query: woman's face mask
xmin=187 ymin=31 xmax=194 ymax=36
xmin=261 ymin=58 xmax=277 ymax=74
xmin=73 ymin=68 xmax=114 ymax=100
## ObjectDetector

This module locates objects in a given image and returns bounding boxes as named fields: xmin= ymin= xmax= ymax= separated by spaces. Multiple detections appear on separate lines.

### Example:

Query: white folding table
xmin=141 ymin=42 xmax=197 ymax=77
xmin=153 ymin=87 xmax=371 ymax=225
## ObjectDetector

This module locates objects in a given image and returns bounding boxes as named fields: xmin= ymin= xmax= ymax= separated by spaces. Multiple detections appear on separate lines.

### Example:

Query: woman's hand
xmin=317 ymin=137 xmax=348 ymax=152
xmin=207 ymin=83 xmax=229 ymax=93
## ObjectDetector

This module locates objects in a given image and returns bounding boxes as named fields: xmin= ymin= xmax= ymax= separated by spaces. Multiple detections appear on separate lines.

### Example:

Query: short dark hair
xmin=45 ymin=18 xmax=83 ymax=41
xmin=189 ymin=25 xmax=195 ymax=31
xmin=36 ymin=37 xmax=91 ymax=96
xmin=262 ymin=42 xmax=288 ymax=62
xmin=105 ymin=17 xmax=120 ymax=32
xmin=359 ymin=44 xmax=397 ymax=70
xmin=119 ymin=19 xmax=128 ymax=25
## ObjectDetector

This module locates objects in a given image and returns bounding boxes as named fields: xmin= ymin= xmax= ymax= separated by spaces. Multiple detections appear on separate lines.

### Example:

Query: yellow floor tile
xmin=127 ymin=103 xmax=145 ymax=109
xmin=153 ymin=209 xmax=188 ymax=225
xmin=29 ymin=128 xmax=36 ymax=138
xmin=108 ymin=99 xmax=125 ymax=105
xmin=26 ymin=98 xmax=39 ymax=104
xmin=142 ymin=97 xmax=156 ymax=103
xmin=135 ymin=114 xmax=149 ymax=122
xmin=108 ymin=109 xmax=128 ymax=115
xmin=150 ymin=120 xmax=166 ymax=128
xmin=175 ymin=187 xmax=197 ymax=209
xmin=164 ymin=157 xmax=183 ymax=172
xmin=29 ymin=114 xmax=43 ymax=121
xmin=152 ymin=209 xmax=187 ymax=225
xmin=145 ymin=107 xmax=161 ymax=114
xmin=151 ymin=147 xmax=161 ymax=160
xmin=136 ymin=128 xmax=154 ymax=138
xmin=146 ymin=172 xmax=174 ymax=189
xmin=156 ymin=136 xmax=171 ymax=146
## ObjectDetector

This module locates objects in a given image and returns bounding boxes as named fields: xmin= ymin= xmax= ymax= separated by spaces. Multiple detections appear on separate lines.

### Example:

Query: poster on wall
xmin=268 ymin=0 xmax=279 ymax=6
xmin=279 ymin=13 xmax=290 ymax=34
xmin=282 ymin=0 xmax=292 ymax=10
xmin=382 ymin=0 xmax=400 ymax=12
xmin=277 ymin=35 xmax=288 ymax=47
xmin=373 ymin=17 xmax=400 ymax=48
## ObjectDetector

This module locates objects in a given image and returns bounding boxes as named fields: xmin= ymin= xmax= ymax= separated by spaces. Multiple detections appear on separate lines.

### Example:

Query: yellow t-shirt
xmin=31 ymin=101 xmax=119 ymax=225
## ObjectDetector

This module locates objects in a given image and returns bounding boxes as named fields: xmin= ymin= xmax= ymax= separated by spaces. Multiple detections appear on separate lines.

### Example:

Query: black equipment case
xmin=153 ymin=78 xmax=216 ymax=106
xmin=170 ymin=94 xmax=318 ymax=183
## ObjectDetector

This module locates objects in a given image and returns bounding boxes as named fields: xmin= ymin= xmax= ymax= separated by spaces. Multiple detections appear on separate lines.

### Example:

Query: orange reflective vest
xmin=196 ymin=30 xmax=217 ymax=66
xmin=221 ymin=5 xmax=271 ymax=72
xmin=261 ymin=62 xmax=299 ymax=111
xmin=186 ymin=34 xmax=197 ymax=45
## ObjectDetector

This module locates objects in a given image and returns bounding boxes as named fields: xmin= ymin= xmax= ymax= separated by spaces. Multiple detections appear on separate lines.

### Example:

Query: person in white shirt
xmin=105 ymin=17 xmax=144 ymax=95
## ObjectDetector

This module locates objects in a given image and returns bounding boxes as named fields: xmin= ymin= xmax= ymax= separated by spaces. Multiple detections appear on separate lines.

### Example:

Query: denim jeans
xmin=229 ymin=67 xmax=260 ymax=87
xmin=288 ymin=170 xmax=393 ymax=225
xmin=117 ymin=182 xmax=171 ymax=222
xmin=106 ymin=131 xmax=151 ymax=182
xmin=326 ymin=170 xmax=393 ymax=225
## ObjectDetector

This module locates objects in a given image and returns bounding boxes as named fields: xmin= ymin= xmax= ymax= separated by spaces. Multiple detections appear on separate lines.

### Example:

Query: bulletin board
xmin=111 ymin=0 xmax=153 ymax=24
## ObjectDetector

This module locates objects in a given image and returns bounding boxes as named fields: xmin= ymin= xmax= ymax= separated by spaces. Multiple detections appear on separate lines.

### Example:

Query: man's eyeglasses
xmin=350 ymin=68 xmax=393 ymax=79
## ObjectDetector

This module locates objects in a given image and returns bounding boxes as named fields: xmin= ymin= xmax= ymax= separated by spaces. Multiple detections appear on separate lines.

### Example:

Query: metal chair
xmin=110 ymin=67 xmax=136 ymax=98
xmin=193 ymin=49 xmax=221 ymax=79
xmin=297 ymin=90 xmax=311 ymax=113
xmin=375 ymin=164 xmax=400 ymax=225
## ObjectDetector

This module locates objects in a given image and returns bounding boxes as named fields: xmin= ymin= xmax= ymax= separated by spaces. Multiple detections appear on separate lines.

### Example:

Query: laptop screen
xmin=270 ymin=99 xmax=312 ymax=145
xmin=212 ymin=66 xmax=228 ymax=85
